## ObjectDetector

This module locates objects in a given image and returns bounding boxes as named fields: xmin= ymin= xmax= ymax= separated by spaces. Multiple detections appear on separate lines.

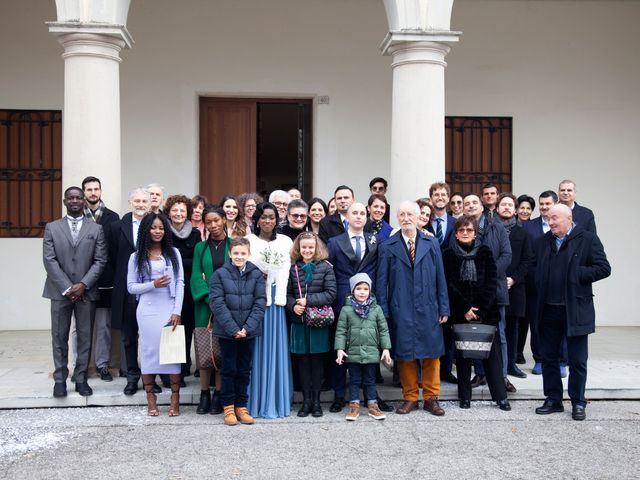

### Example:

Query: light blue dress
xmin=246 ymin=234 xmax=293 ymax=418
xmin=127 ymin=249 xmax=184 ymax=374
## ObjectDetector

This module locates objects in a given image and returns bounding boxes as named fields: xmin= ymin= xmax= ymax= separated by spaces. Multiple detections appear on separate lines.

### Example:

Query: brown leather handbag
xmin=193 ymin=316 xmax=222 ymax=370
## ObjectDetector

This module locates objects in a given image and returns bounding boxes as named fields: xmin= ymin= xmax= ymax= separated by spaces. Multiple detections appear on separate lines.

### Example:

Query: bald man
xmin=532 ymin=204 xmax=610 ymax=420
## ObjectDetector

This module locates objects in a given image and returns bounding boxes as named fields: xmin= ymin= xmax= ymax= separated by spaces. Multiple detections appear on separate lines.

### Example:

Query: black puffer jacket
xmin=286 ymin=260 xmax=337 ymax=323
xmin=442 ymin=244 xmax=499 ymax=326
xmin=209 ymin=260 xmax=266 ymax=339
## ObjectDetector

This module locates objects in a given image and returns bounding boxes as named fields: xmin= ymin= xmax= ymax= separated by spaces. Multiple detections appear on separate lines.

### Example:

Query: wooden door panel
xmin=199 ymin=99 xmax=256 ymax=201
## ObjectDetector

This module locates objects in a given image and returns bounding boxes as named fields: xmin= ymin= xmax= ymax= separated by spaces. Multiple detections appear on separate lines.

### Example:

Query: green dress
xmin=190 ymin=238 xmax=230 ymax=328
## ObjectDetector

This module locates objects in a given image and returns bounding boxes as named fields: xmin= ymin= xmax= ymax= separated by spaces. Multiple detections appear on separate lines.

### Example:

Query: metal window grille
xmin=0 ymin=110 xmax=62 ymax=238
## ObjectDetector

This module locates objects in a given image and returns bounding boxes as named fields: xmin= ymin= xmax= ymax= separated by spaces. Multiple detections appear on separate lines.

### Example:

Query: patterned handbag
xmin=294 ymin=265 xmax=335 ymax=328
xmin=452 ymin=321 xmax=496 ymax=360
xmin=193 ymin=316 xmax=222 ymax=369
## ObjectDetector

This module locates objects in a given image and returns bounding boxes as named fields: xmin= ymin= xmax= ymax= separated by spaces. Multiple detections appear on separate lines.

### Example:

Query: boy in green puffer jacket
xmin=335 ymin=273 xmax=392 ymax=421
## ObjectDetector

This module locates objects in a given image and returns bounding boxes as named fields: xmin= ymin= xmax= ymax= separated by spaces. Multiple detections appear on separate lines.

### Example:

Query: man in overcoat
xmin=377 ymin=201 xmax=450 ymax=416
xmin=533 ymin=204 xmax=610 ymax=420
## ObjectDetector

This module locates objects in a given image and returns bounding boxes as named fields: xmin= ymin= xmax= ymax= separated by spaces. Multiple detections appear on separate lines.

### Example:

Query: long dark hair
xmin=135 ymin=213 xmax=179 ymax=279
xmin=252 ymin=202 xmax=278 ymax=241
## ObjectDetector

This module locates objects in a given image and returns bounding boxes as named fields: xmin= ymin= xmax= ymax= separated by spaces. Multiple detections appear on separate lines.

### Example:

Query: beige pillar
xmin=381 ymin=0 xmax=461 ymax=220
xmin=48 ymin=1 xmax=133 ymax=212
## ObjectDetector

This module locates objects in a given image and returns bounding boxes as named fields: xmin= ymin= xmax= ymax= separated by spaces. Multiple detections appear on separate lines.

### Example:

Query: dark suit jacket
xmin=107 ymin=212 xmax=137 ymax=329
xmin=432 ymin=213 xmax=455 ymax=250
xmin=42 ymin=218 xmax=107 ymax=301
xmin=91 ymin=206 xmax=120 ymax=307
xmin=571 ymin=202 xmax=597 ymax=233
xmin=319 ymin=212 xmax=373 ymax=245
xmin=327 ymin=231 xmax=378 ymax=314
xmin=533 ymin=226 xmax=610 ymax=336
xmin=505 ymin=224 xmax=534 ymax=317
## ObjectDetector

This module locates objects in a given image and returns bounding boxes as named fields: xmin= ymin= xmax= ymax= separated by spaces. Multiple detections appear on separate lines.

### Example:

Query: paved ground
xmin=1 ymin=400 xmax=639 ymax=479
xmin=2 ymin=327 xmax=639 ymax=409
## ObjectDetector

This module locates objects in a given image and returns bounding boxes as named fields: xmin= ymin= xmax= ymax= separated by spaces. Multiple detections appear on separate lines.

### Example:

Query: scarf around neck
xmin=350 ymin=295 xmax=374 ymax=319
xmin=84 ymin=200 xmax=105 ymax=224
xmin=170 ymin=219 xmax=194 ymax=240
xmin=300 ymin=261 xmax=316 ymax=285
xmin=501 ymin=216 xmax=517 ymax=235
xmin=451 ymin=240 xmax=481 ymax=282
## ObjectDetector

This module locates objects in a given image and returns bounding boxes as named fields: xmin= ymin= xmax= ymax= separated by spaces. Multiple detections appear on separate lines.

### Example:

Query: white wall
xmin=0 ymin=0 xmax=637 ymax=328
xmin=447 ymin=0 xmax=640 ymax=326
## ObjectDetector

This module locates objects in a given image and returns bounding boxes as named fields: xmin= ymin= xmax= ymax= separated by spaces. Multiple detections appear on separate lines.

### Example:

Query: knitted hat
xmin=349 ymin=273 xmax=372 ymax=293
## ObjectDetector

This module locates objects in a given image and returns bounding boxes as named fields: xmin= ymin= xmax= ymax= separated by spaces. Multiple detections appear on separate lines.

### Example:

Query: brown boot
xmin=224 ymin=405 xmax=238 ymax=426
xmin=142 ymin=374 xmax=158 ymax=416
xmin=168 ymin=374 xmax=181 ymax=417
xmin=235 ymin=407 xmax=255 ymax=425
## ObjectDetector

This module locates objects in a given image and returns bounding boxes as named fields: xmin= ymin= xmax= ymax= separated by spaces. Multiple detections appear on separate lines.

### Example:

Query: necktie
xmin=436 ymin=218 xmax=443 ymax=245
xmin=71 ymin=220 xmax=79 ymax=244
xmin=354 ymin=235 xmax=362 ymax=260
xmin=408 ymin=238 xmax=415 ymax=265
xmin=343 ymin=219 xmax=349 ymax=231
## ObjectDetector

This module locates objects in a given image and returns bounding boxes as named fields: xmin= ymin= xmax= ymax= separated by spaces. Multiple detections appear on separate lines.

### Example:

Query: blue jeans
xmin=347 ymin=363 xmax=377 ymax=404
xmin=219 ymin=337 xmax=256 ymax=408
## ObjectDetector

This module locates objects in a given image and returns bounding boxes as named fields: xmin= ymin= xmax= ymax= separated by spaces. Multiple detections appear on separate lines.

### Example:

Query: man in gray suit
xmin=43 ymin=186 xmax=107 ymax=397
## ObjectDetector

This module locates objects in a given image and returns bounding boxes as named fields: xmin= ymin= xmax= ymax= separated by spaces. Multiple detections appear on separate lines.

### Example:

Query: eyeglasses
xmin=290 ymin=213 xmax=307 ymax=219
xmin=457 ymin=228 xmax=475 ymax=233
xmin=273 ymin=201 xmax=288 ymax=207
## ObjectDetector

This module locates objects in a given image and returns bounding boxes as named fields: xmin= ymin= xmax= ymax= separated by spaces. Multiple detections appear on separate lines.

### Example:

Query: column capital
xmin=380 ymin=30 xmax=461 ymax=59
xmin=47 ymin=22 xmax=134 ymax=50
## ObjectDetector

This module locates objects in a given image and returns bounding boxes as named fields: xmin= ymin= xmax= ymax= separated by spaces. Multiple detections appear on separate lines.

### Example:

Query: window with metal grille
xmin=445 ymin=116 xmax=512 ymax=195
xmin=0 ymin=110 xmax=62 ymax=238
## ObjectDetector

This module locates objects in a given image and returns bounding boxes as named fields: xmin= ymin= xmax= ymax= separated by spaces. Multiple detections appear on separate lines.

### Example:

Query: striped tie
xmin=436 ymin=218 xmax=443 ymax=245
xmin=408 ymin=238 xmax=415 ymax=265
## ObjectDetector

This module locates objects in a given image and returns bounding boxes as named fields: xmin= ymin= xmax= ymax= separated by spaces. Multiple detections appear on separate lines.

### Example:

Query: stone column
xmin=381 ymin=0 xmax=461 ymax=221
xmin=48 ymin=1 xmax=133 ymax=212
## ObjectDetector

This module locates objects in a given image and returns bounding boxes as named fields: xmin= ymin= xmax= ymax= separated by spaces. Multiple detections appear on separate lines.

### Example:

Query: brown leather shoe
xmin=395 ymin=400 xmax=418 ymax=414
xmin=504 ymin=378 xmax=517 ymax=393
xmin=424 ymin=396 xmax=445 ymax=416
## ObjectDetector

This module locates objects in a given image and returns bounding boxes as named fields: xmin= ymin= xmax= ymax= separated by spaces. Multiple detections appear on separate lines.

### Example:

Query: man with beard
xmin=81 ymin=176 xmax=120 ymax=381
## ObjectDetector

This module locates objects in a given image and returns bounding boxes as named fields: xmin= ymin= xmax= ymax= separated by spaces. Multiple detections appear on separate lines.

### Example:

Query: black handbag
xmin=452 ymin=322 xmax=496 ymax=359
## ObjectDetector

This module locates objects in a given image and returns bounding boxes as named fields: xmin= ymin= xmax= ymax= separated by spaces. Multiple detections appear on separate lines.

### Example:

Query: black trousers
xmin=440 ymin=320 xmax=455 ymax=374
xmin=456 ymin=334 xmax=507 ymax=402
xmin=505 ymin=315 xmax=520 ymax=368
xmin=122 ymin=294 xmax=140 ymax=382
xmin=295 ymin=353 xmax=324 ymax=393
xmin=540 ymin=305 xmax=588 ymax=407
xmin=219 ymin=337 xmax=255 ymax=408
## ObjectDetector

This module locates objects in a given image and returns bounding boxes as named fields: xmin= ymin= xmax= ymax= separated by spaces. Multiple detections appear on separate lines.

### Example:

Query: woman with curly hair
xmin=127 ymin=213 xmax=184 ymax=416
xmin=237 ymin=192 xmax=263 ymax=233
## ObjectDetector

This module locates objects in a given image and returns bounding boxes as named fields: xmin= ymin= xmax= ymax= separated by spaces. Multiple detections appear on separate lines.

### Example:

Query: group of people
xmin=43 ymin=175 xmax=610 ymax=423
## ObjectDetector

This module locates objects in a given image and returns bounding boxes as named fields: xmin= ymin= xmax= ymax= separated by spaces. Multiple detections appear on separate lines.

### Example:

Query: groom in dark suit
xmin=327 ymin=202 xmax=383 ymax=412
xmin=43 ymin=186 xmax=107 ymax=398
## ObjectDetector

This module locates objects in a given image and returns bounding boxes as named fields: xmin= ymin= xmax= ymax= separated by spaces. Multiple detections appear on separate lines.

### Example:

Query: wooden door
xmin=199 ymin=98 xmax=257 ymax=201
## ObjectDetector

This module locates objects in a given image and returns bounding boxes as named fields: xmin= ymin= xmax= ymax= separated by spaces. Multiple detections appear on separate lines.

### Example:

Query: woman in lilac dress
xmin=127 ymin=213 xmax=184 ymax=417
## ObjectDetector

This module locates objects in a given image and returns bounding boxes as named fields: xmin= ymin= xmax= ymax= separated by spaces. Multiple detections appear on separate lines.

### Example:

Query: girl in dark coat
xmin=286 ymin=232 xmax=337 ymax=417
xmin=442 ymin=216 xmax=511 ymax=411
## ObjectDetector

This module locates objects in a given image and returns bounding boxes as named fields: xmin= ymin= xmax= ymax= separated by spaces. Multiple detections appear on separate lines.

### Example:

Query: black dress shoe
xmin=535 ymin=399 xmax=564 ymax=415
xmin=572 ymin=404 xmax=586 ymax=421
xmin=471 ymin=375 xmax=486 ymax=388
xmin=152 ymin=382 xmax=162 ymax=394
xmin=376 ymin=397 xmax=394 ymax=413
xmin=53 ymin=382 xmax=67 ymax=398
xmin=124 ymin=381 xmax=138 ymax=395
xmin=98 ymin=367 xmax=113 ymax=382
xmin=459 ymin=399 xmax=471 ymax=409
xmin=329 ymin=398 xmax=346 ymax=413
xmin=504 ymin=378 xmax=517 ymax=393
xmin=508 ymin=365 xmax=527 ymax=378
xmin=497 ymin=399 xmax=511 ymax=411
xmin=441 ymin=371 xmax=458 ymax=384
xmin=516 ymin=353 xmax=526 ymax=365
xmin=75 ymin=382 xmax=93 ymax=396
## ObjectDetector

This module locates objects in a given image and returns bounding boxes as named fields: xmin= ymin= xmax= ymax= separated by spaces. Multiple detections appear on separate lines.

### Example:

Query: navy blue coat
xmin=377 ymin=231 xmax=450 ymax=360
xmin=533 ymin=226 xmax=610 ymax=337
xmin=209 ymin=260 xmax=266 ymax=339
xmin=571 ymin=202 xmax=597 ymax=233
xmin=327 ymin=231 xmax=378 ymax=315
